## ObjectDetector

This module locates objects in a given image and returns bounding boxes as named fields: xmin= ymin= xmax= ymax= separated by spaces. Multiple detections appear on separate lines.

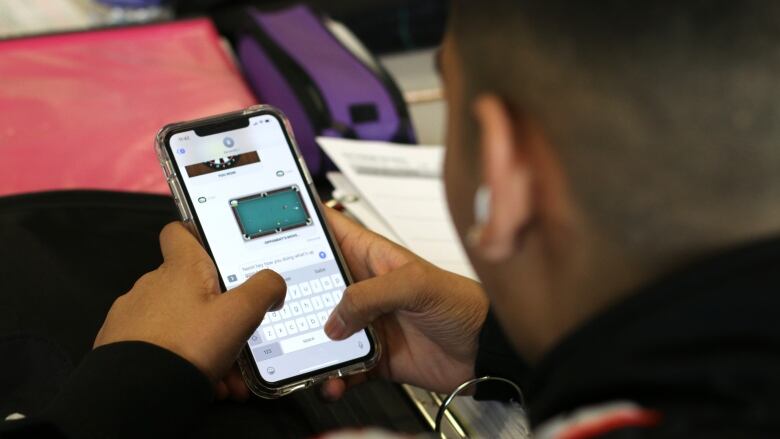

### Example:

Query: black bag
xmin=213 ymin=4 xmax=416 ymax=179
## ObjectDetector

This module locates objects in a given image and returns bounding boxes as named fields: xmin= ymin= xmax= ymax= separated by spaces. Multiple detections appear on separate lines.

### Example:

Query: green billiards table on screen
xmin=230 ymin=185 xmax=313 ymax=241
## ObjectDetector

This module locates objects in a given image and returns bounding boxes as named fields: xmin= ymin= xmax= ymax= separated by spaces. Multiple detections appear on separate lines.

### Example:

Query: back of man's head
xmin=450 ymin=1 xmax=780 ymax=265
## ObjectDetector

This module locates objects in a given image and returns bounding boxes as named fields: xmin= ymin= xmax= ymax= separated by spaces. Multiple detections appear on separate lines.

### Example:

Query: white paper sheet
xmin=318 ymin=137 xmax=477 ymax=280
xmin=0 ymin=0 xmax=93 ymax=38
xmin=326 ymin=171 xmax=402 ymax=245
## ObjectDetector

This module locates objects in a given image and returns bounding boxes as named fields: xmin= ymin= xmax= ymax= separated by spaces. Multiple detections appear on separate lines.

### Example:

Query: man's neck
xmin=500 ymin=226 xmax=657 ymax=363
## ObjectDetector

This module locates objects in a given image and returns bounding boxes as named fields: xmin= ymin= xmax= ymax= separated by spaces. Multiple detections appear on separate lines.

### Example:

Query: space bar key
xmin=279 ymin=329 xmax=329 ymax=354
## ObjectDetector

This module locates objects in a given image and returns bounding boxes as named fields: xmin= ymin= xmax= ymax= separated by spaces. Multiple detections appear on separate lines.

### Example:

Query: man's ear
xmin=471 ymin=94 xmax=534 ymax=262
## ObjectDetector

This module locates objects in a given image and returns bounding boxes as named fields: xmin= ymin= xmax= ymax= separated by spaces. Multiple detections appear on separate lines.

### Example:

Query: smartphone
xmin=155 ymin=105 xmax=380 ymax=398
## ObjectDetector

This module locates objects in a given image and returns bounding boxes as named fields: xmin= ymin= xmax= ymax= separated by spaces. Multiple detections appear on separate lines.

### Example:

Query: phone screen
xmin=165 ymin=112 xmax=372 ymax=385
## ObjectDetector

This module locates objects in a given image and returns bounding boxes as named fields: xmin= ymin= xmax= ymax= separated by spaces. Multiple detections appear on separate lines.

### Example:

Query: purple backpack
xmin=217 ymin=5 xmax=416 ymax=178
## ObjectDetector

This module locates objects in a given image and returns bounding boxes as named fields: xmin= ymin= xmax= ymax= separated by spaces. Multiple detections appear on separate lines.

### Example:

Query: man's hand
xmin=94 ymin=222 xmax=286 ymax=388
xmin=320 ymin=208 xmax=489 ymax=399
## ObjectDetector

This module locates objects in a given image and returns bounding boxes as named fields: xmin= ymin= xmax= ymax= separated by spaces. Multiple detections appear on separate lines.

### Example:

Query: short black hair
xmin=450 ymin=1 xmax=780 ymax=262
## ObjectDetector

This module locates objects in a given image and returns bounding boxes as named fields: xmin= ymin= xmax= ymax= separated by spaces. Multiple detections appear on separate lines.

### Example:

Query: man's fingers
xmin=225 ymin=367 xmax=250 ymax=401
xmin=219 ymin=269 xmax=287 ymax=334
xmin=321 ymin=378 xmax=346 ymax=401
xmin=320 ymin=374 xmax=369 ymax=401
xmin=324 ymin=262 xmax=428 ymax=340
xmin=324 ymin=207 xmax=418 ymax=282
xmin=159 ymin=222 xmax=206 ymax=264
xmin=323 ymin=207 xmax=363 ymax=248
xmin=323 ymin=208 xmax=374 ymax=279
xmin=215 ymin=381 xmax=229 ymax=400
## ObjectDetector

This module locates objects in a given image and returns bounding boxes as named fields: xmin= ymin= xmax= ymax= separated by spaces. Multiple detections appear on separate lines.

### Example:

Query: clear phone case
xmin=154 ymin=105 xmax=381 ymax=398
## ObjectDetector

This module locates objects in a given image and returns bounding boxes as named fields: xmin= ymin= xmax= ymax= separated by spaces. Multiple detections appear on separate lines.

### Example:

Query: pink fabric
xmin=0 ymin=19 xmax=256 ymax=195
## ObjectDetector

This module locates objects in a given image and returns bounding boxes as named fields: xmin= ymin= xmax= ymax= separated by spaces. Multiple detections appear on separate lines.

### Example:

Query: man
xmin=5 ymin=1 xmax=780 ymax=437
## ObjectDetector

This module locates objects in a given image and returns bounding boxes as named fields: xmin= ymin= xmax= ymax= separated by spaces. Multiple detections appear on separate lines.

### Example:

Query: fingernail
xmin=324 ymin=312 xmax=347 ymax=340
xmin=270 ymin=299 xmax=284 ymax=312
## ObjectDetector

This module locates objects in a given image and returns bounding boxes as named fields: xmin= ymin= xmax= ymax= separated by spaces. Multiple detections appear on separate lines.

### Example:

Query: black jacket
xmin=477 ymin=236 xmax=780 ymax=438
xmin=1 ymin=342 xmax=213 ymax=438
xmin=4 ymin=232 xmax=780 ymax=437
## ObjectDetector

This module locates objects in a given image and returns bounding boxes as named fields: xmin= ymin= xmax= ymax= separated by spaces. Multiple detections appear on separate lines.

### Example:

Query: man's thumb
xmin=324 ymin=263 xmax=428 ymax=340
xmin=221 ymin=269 xmax=286 ymax=333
